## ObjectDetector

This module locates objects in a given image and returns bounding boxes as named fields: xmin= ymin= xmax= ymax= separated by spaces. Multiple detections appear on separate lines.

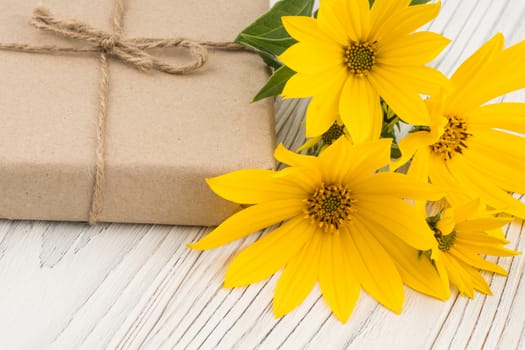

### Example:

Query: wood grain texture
xmin=0 ymin=0 xmax=524 ymax=348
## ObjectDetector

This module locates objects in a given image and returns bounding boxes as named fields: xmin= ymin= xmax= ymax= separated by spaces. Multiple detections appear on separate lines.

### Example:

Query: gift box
xmin=0 ymin=0 xmax=275 ymax=225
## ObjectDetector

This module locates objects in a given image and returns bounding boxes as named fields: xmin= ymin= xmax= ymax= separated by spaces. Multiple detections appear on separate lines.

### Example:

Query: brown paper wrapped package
xmin=0 ymin=0 xmax=275 ymax=225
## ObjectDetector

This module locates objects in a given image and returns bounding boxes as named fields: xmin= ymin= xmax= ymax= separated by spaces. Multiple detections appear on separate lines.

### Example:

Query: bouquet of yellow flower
xmin=189 ymin=0 xmax=523 ymax=322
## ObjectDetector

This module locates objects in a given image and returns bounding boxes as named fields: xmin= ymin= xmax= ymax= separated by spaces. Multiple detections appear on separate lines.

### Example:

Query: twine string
xmin=0 ymin=0 xmax=247 ymax=224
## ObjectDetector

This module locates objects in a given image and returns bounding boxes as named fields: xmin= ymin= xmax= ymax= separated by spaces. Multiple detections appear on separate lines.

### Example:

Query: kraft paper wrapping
xmin=0 ymin=0 xmax=275 ymax=225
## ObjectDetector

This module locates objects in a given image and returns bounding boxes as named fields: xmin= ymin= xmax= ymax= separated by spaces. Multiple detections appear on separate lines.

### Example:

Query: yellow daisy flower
xmin=423 ymin=200 xmax=519 ymax=297
xmin=279 ymin=0 xmax=450 ymax=143
xmin=189 ymin=138 xmax=445 ymax=322
xmin=394 ymin=34 xmax=525 ymax=218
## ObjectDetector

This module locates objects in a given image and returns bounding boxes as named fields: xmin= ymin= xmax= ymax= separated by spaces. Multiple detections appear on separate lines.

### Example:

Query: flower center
xmin=321 ymin=122 xmax=345 ymax=145
xmin=305 ymin=183 xmax=355 ymax=232
xmin=429 ymin=115 xmax=471 ymax=161
xmin=344 ymin=42 xmax=376 ymax=76
xmin=434 ymin=230 xmax=456 ymax=252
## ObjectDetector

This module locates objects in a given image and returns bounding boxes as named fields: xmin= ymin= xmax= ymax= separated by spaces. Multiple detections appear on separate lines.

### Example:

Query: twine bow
xmin=0 ymin=0 xmax=246 ymax=224
xmin=24 ymin=6 xmax=245 ymax=74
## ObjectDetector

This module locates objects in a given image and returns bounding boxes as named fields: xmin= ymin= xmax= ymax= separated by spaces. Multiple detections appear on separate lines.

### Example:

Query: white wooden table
xmin=1 ymin=1 xmax=524 ymax=348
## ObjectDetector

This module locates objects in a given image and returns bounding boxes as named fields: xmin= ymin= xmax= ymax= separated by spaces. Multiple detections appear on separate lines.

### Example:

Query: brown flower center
xmin=429 ymin=115 xmax=471 ymax=161
xmin=434 ymin=229 xmax=456 ymax=252
xmin=305 ymin=183 xmax=355 ymax=232
xmin=344 ymin=42 xmax=376 ymax=76
xmin=321 ymin=122 xmax=345 ymax=145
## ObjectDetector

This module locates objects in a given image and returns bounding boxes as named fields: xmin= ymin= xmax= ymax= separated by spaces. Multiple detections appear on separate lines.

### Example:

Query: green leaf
xmin=239 ymin=41 xmax=283 ymax=69
xmin=253 ymin=65 xmax=296 ymax=102
xmin=235 ymin=0 xmax=315 ymax=56
xmin=237 ymin=33 xmax=297 ymax=57
xmin=390 ymin=142 xmax=401 ymax=159
xmin=258 ymin=50 xmax=283 ymax=69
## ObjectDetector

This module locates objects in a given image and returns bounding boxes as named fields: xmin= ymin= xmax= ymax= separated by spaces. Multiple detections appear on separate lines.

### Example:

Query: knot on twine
xmin=99 ymin=35 xmax=117 ymax=54
xmin=0 ymin=1 xmax=247 ymax=225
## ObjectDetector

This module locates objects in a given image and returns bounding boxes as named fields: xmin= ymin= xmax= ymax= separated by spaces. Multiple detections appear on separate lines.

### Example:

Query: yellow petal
xmin=450 ymin=37 xmax=525 ymax=112
xmin=296 ymin=136 xmax=321 ymax=152
xmin=469 ymin=103 xmax=525 ymax=135
xmin=440 ymin=253 xmax=475 ymax=298
xmin=339 ymin=76 xmax=382 ymax=143
xmin=305 ymin=82 xmax=346 ymax=137
xmin=468 ymin=128 xmax=525 ymax=167
xmin=407 ymin=147 xmax=431 ymax=182
xmin=466 ymin=265 xmax=493 ymax=296
xmin=455 ymin=217 xmax=510 ymax=233
xmin=352 ymin=172 xmax=443 ymax=201
xmin=224 ymin=217 xmax=314 ymax=287
xmin=317 ymin=137 xmax=354 ymax=184
xmin=375 ymin=231 xmax=450 ymax=300
xmin=274 ymin=143 xmax=315 ymax=168
xmin=427 ymin=153 xmax=472 ymax=205
xmin=281 ymin=72 xmax=324 ymax=99
xmin=446 ymin=155 xmax=525 ymax=218
xmin=343 ymin=222 xmax=404 ymax=313
xmin=352 ymin=196 xmax=436 ymax=251
xmin=454 ymin=237 xmax=519 ymax=257
xmin=372 ymin=64 xmax=451 ymax=96
xmin=433 ymin=255 xmax=452 ymax=294
xmin=321 ymin=0 xmax=359 ymax=41
xmin=277 ymin=168 xmax=323 ymax=194
xmin=426 ymin=94 xmax=449 ymax=137
xmin=281 ymin=16 xmax=336 ymax=45
xmin=344 ymin=0 xmax=370 ymax=40
xmin=321 ymin=138 xmax=391 ymax=184
xmin=456 ymin=232 xmax=509 ymax=246
xmin=461 ymin=146 xmax=525 ymax=195
xmin=377 ymin=32 xmax=450 ymax=66
xmin=319 ymin=231 xmax=360 ymax=322
xmin=269 ymin=158 xmax=320 ymax=195
xmin=376 ymin=2 xmax=441 ymax=43
xmin=206 ymin=169 xmax=306 ymax=204
xmin=279 ymin=43 xmax=343 ymax=75
xmin=368 ymin=0 xmax=410 ymax=40
xmin=273 ymin=230 xmax=322 ymax=317
xmin=445 ymin=254 xmax=494 ymax=296
xmin=449 ymin=33 xmax=504 ymax=97
xmin=392 ymin=131 xmax=435 ymax=172
xmin=188 ymin=200 xmax=303 ymax=250
xmin=452 ymin=198 xmax=482 ymax=222
xmin=282 ymin=64 xmax=348 ymax=99
xmin=486 ymin=227 xmax=509 ymax=240
xmin=317 ymin=2 xmax=350 ymax=46
xmin=368 ymin=66 xmax=430 ymax=126
xmin=436 ymin=208 xmax=456 ymax=235
xmin=448 ymin=246 xmax=508 ymax=275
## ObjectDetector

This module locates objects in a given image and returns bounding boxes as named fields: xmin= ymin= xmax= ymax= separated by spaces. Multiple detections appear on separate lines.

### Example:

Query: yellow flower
xmin=423 ymin=200 xmax=519 ymax=297
xmin=189 ymin=138 xmax=445 ymax=322
xmin=279 ymin=0 xmax=450 ymax=143
xmin=394 ymin=34 xmax=525 ymax=218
